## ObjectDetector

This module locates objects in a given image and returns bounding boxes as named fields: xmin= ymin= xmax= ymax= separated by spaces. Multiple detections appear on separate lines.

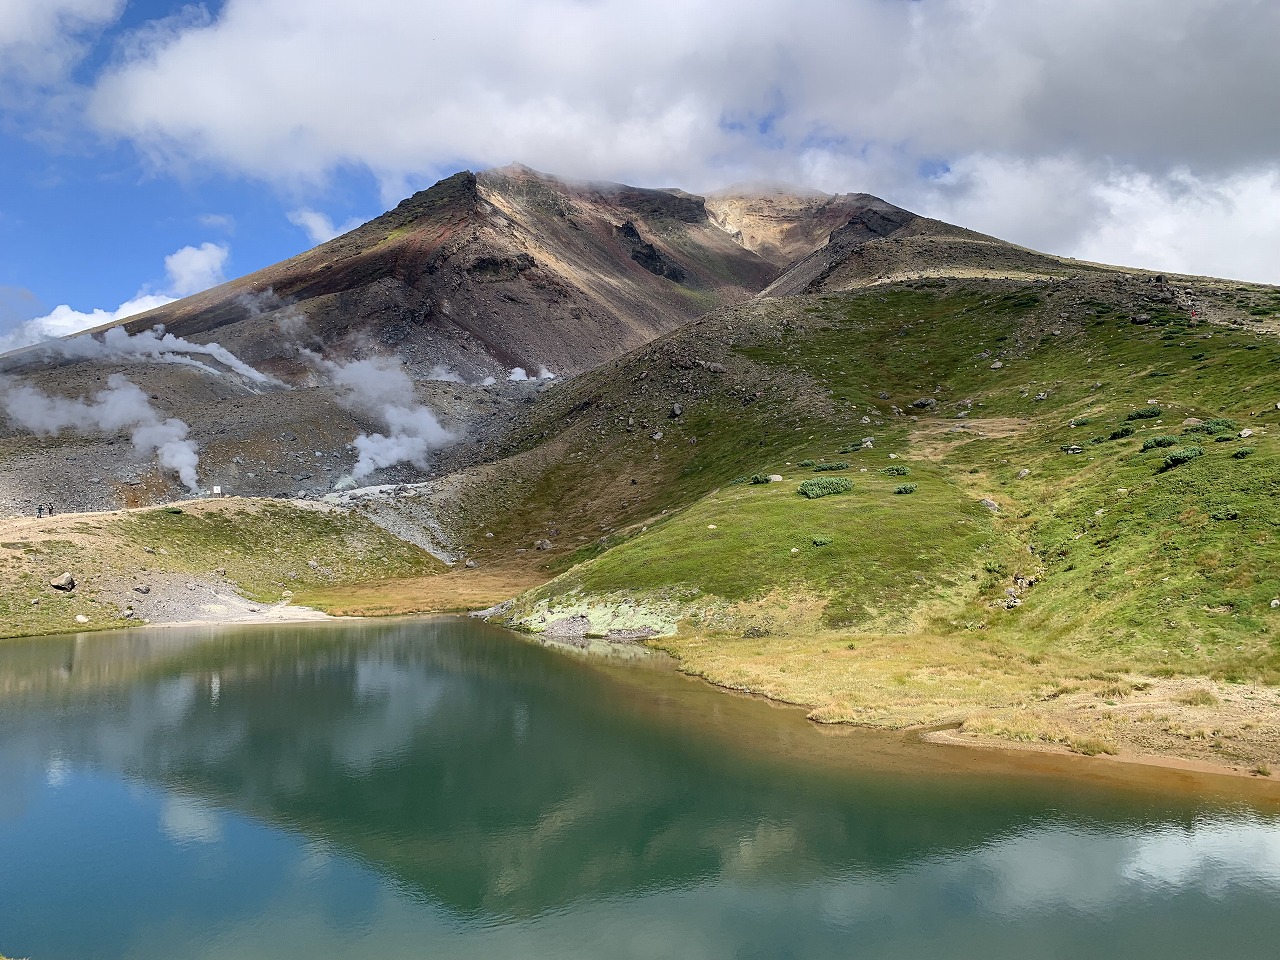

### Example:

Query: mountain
xmin=4 ymin=164 xmax=1280 ymax=775
xmin=2 ymin=168 xmax=1009 ymax=513
xmin=113 ymin=165 xmax=783 ymax=382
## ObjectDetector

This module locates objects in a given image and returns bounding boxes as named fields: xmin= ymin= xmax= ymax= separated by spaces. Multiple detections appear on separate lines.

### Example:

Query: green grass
xmin=503 ymin=280 xmax=1280 ymax=703
xmin=109 ymin=501 xmax=441 ymax=604
xmin=520 ymin=457 xmax=1011 ymax=630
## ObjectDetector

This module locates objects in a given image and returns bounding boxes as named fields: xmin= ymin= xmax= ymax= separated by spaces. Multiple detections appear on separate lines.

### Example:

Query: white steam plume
xmin=508 ymin=365 xmax=555 ymax=382
xmin=426 ymin=364 xmax=464 ymax=383
xmin=0 ymin=374 xmax=200 ymax=491
xmin=302 ymin=352 xmax=453 ymax=486
xmin=46 ymin=324 xmax=278 ymax=386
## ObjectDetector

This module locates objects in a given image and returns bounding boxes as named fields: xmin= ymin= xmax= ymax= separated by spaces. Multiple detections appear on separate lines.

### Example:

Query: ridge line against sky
xmin=2 ymin=0 xmax=1280 ymax=346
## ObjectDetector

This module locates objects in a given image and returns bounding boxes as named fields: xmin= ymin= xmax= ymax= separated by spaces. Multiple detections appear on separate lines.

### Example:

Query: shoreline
xmin=4 ymin=608 xmax=1278 ymax=796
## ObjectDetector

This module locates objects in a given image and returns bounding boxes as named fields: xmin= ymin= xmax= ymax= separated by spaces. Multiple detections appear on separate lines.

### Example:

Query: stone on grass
xmin=767 ymin=474 xmax=784 ymax=483
xmin=50 ymin=572 xmax=75 ymax=591
xmin=75 ymin=614 xmax=89 ymax=624
xmin=979 ymin=498 xmax=1000 ymax=512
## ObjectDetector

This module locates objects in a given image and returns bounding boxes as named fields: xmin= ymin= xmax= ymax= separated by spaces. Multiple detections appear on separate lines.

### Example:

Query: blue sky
xmin=4 ymin=0 xmax=1280 ymax=347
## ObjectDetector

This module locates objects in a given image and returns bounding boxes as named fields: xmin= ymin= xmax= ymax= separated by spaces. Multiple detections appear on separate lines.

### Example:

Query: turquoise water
xmin=0 ymin=618 xmax=1277 ymax=959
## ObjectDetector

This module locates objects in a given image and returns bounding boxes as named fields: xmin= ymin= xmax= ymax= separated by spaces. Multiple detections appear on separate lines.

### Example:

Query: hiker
xmin=36 ymin=505 xmax=44 ymax=518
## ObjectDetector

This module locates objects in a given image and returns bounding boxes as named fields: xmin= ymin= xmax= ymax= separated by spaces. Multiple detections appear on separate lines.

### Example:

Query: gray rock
xmin=50 ymin=572 xmax=75 ymax=591
xmin=464 ymin=559 xmax=478 ymax=569
xmin=132 ymin=584 xmax=150 ymax=595
xmin=543 ymin=614 xmax=592 ymax=645
xmin=767 ymin=474 xmax=784 ymax=483
xmin=75 ymin=614 xmax=90 ymax=624
xmin=990 ymin=361 xmax=1004 ymax=369
xmin=670 ymin=403 xmax=683 ymax=417
xmin=1016 ymin=469 xmax=1031 ymax=479
xmin=911 ymin=397 xmax=938 ymax=409
xmin=979 ymin=498 xmax=1000 ymax=512
xmin=1182 ymin=418 xmax=1203 ymax=427
xmin=534 ymin=539 xmax=553 ymax=551
xmin=1240 ymin=429 xmax=1253 ymax=438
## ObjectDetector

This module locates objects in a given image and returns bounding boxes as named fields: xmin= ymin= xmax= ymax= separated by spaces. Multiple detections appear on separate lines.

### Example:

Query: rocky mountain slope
xmin=5 ymin=165 xmax=1280 ymax=774
xmin=1 ymin=167 xmax=927 ymax=513
xmin=114 ymin=165 xmax=782 ymax=382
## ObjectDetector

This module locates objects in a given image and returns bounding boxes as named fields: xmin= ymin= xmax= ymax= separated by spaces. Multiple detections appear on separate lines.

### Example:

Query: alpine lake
xmin=1 ymin=617 xmax=1278 ymax=959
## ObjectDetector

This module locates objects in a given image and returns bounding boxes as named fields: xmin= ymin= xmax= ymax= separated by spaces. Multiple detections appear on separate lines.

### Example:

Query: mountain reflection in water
xmin=0 ymin=619 xmax=1277 ymax=960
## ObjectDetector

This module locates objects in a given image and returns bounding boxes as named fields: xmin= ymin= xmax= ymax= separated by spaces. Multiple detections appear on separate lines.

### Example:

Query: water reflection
xmin=0 ymin=619 xmax=1277 ymax=960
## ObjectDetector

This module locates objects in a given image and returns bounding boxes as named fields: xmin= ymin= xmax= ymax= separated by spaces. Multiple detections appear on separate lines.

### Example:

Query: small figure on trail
xmin=36 ymin=505 xmax=44 ymax=518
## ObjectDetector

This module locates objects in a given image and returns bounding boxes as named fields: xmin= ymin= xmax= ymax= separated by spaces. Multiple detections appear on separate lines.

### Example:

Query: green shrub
xmin=1108 ymin=426 xmax=1135 ymax=440
xmin=1184 ymin=418 xmax=1238 ymax=436
xmin=797 ymin=477 xmax=853 ymax=499
xmin=1210 ymin=507 xmax=1240 ymax=520
xmin=750 ymin=474 xmax=772 ymax=485
xmin=798 ymin=459 xmax=816 ymax=467
xmin=1214 ymin=434 xmax=1237 ymax=443
xmin=1233 ymin=447 xmax=1256 ymax=459
xmin=894 ymin=483 xmax=918 ymax=495
xmin=813 ymin=461 xmax=850 ymax=472
xmin=1141 ymin=435 xmax=1179 ymax=451
xmin=729 ymin=476 xmax=749 ymax=485
xmin=1069 ymin=417 xmax=1093 ymax=427
xmin=1125 ymin=407 xmax=1164 ymax=421
xmin=880 ymin=465 xmax=911 ymax=476
xmin=1160 ymin=446 xmax=1204 ymax=471
xmin=811 ymin=535 xmax=834 ymax=547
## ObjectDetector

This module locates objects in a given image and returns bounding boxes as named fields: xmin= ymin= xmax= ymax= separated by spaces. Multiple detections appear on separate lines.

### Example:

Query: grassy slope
xmin=0 ymin=499 xmax=442 ymax=639
xmin=494 ymin=279 xmax=1280 ymax=763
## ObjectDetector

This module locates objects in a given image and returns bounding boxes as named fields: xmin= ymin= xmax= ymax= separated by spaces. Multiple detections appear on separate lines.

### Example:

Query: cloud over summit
xmin=8 ymin=0 xmax=1280 ymax=281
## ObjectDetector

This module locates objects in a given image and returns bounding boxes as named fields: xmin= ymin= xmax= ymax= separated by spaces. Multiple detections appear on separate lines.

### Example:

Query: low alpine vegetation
xmin=812 ymin=461 xmax=850 ymax=472
xmin=797 ymin=476 xmax=853 ymax=499
xmin=1125 ymin=407 xmax=1164 ymax=421
xmin=1141 ymin=435 xmax=1179 ymax=451
xmin=1160 ymin=446 xmax=1204 ymax=471
xmin=894 ymin=483 xmax=918 ymax=495
xmin=880 ymin=465 xmax=911 ymax=476
xmin=1184 ymin=418 xmax=1238 ymax=436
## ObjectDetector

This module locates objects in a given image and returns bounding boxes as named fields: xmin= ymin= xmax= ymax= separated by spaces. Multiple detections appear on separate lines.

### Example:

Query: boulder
xmin=911 ymin=397 xmax=938 ymax=410
xmin=1240 ymin=429 xmax=1254 ymax=438
xmin=767 ymin=474 xmax=784 ymax=483
xmin=979 ymin=498 xmax=1001 ymax=512
xmin=132 ymin=584 xmax=150 ymax=595
xmin=75 ymin=614 xmax=90 ymax=624
xmin=50 ymin=572 xmax=75 ymax=591
xmin=990 ymin=361 xmax=1004 ymax=369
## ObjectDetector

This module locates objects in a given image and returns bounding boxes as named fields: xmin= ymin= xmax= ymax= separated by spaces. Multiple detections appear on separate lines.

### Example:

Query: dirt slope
xmin=105 ymin=166 xmax=780 ymax=382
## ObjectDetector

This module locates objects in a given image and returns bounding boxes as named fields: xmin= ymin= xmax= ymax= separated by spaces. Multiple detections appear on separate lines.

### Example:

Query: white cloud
xmin=0 ymin=0 xmax=123 ymax=92
xmin=73 ymin=0 xmax=1280 ymax=281
xmin=163 ymin=241 xmax=229 ymax=296
xmin=287 ymin=208 xmax=362 ymax=245
xmin=0 ymin=241 xmax=229 ymax=352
